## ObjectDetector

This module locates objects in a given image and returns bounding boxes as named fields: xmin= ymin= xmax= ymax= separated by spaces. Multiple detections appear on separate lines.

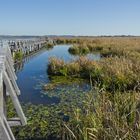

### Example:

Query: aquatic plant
xmin=56 ymin=37 xmax=140 ymax=58
xmin=68 ymin=45 xmax=90 ymax=55
xmin=68 ymin=45 xmax=80 ymax=55
xmin=7 ymin=85 xmax=90 ymax=140
xmin=8 ymin=81 xmax=140 ymax=140
xmin=47 ymin=55 xmax=140 ymax=92
xmin=65 ymin=91 xmax=140 ymax=140
xmin=47 ymin=57 xmax=65 ymax=75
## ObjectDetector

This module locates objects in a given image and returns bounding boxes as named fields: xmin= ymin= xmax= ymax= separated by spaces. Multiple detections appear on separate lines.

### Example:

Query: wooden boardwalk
xmin=8 ymin=37 xmax=53 ymax=58
xmin=0 ymin=41 xmax=27 ymax=140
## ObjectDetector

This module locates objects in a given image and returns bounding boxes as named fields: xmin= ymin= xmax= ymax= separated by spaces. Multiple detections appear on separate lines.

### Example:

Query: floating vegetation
xmin=8 ymin=87 xmax=140 ymax=140
xmin=43 ymin=76 xmax=86 ymax=91
xmin=8 ymin=84 xmax=91 ymax=140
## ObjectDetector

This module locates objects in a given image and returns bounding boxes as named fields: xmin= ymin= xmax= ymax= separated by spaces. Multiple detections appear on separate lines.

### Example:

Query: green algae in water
xmin=43 ymin=76 xmax=89 ymax=91
xmin=50 ymin=76 xmax=86 ymax=84
xmin=10 ymin=85 xmax=92 ymax=140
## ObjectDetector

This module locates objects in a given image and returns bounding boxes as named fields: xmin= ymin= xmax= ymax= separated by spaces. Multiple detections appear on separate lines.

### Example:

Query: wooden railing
xmin=0 ymin=41 xmax=27 ymax=140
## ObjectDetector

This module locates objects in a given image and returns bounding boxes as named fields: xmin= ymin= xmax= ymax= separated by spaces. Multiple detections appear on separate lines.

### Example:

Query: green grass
xmin=14 ymin=51 xmax=23 ymax=62
xmin=65 ymin=91 xmax=140 ymax=140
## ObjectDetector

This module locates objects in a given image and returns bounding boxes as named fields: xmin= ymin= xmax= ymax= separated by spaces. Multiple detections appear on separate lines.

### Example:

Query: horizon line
xmin=0 ymin=34 xmax=140 ymax=37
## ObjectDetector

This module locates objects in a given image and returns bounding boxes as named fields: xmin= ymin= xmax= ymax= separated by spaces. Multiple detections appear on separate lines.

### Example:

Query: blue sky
xmin=0 ymin=0 xmax=140 ymax=36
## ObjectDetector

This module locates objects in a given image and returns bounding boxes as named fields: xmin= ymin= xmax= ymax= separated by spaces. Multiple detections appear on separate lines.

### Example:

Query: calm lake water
xmin=16 ymin=45 xmax=101 ymax=105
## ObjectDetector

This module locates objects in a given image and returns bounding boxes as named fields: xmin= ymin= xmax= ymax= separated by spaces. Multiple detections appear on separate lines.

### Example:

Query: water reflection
xmin=15 ymin=45 xmax=100 ymax=105
xmin=15 ymin=49 xmax=47 ymax=72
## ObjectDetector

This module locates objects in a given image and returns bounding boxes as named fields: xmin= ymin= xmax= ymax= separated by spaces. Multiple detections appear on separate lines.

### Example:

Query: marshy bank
xmin=54 ymin=37 xmax=140 ymax=57
xmin=47 ymin=55 xmax=140 ymax=92
xmin=8 ymin=88 xmax=140 ymax=140
xmin=44 ymin=37 xmax=140 ymax=139
xmin=48 ymin=37 xmax=140 ymax=92
xmin=9 ymin=37 xmax=140 ymax=140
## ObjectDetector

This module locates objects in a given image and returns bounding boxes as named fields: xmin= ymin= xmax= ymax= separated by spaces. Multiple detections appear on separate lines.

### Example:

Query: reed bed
xmin=47 ymin=37 xmax=140 ymax=139
xmin=48 ymin=55 xmax=140 ymax=92
xmin=55 ymin=37 xmax=140 ymax=57
xmin=64 ymin=91 xmax=140 ymax=140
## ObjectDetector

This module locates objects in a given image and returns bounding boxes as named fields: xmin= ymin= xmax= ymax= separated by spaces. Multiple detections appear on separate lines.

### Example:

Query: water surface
xmin=16 ymin=45 xmax=100 ymax=104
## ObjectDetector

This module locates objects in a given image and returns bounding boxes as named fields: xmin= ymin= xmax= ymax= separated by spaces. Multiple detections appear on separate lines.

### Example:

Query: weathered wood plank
xmin=8 ymin=118 xmax=21 ymax=127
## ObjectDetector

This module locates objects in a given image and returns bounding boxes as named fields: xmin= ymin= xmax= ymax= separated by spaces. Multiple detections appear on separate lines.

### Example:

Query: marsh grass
xmin=48 ymin=55 xmax=140 ymax=92
xmin=64 ymin=91 xmax=140 ymax=140
xmin=56 ymin=37 xmax=140 ymax=58
xmin=47 ymin=37 xmax=140 ymax=139
xmin=68 ymin=45 xmax=90 ymax=55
